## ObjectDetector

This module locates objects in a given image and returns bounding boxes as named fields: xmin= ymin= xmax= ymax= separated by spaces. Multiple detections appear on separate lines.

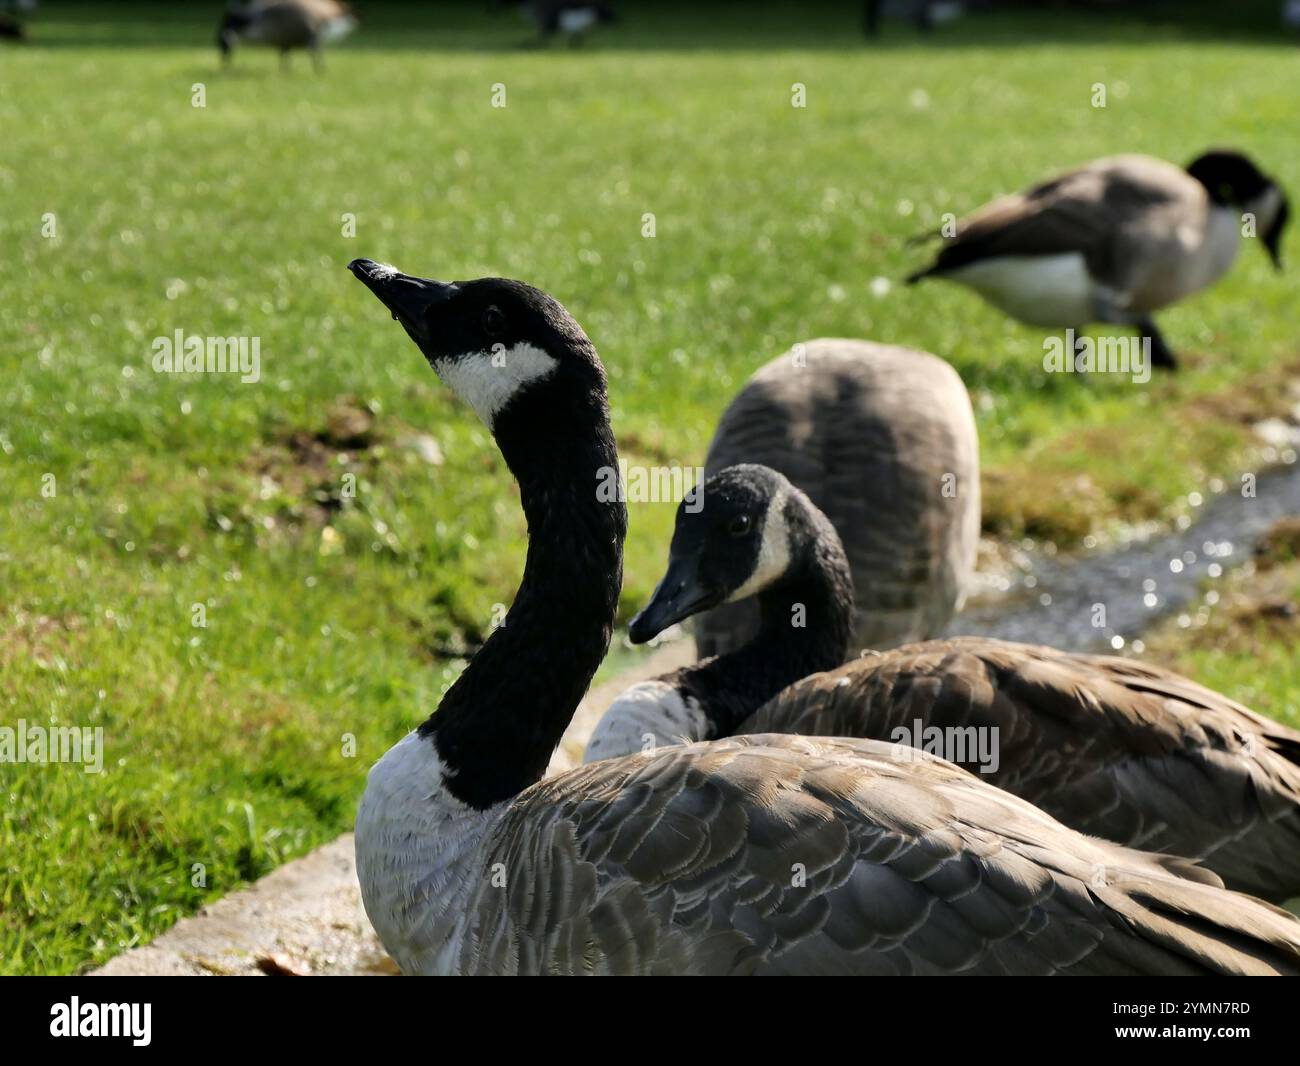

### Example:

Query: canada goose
xmin=907 ymin=150 xmax=1290 ymax=370
xmin=592 ymin=463 xmax=1300 ymax=902
xmin=217 ymin=0 xmax=357 ymax=71
xmin=863 ymin=1 xmax=943 ymax=36
xmin=694 ymin=339 xmax=978 ymax=660
xmin=348 ymin=260 xmax=1300 ymax=974
xmin=496 ymin=1 xmax=618 ymax=46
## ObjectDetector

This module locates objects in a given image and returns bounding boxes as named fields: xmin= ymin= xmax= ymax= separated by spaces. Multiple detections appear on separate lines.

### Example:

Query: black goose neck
xmin=685 ymin=537 xmax=853 ymax=738
xmin=421 ymin=367 xmax=626 ymax=809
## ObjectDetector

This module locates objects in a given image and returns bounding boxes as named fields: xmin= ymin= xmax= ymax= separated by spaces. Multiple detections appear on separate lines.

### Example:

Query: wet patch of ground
xmin=960 ymin=423 xmax=1300 ymax=653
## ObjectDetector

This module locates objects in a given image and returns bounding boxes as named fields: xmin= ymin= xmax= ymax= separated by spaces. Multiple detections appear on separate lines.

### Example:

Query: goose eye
xmin=482 ymin=306 xmax=507 ymax=338
xmin=727 ymin=514 xmax=752 ymax=537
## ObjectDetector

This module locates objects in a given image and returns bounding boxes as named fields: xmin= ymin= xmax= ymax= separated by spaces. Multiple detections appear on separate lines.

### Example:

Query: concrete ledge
xmin=92 ymin=833 xmax=391 ymax=976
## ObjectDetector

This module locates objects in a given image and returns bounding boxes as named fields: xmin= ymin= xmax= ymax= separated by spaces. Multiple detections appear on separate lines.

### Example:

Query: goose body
xmin=907 ymin=151 xmax=1289 ymax=368
xmin=752 ymin=640 xmax=1300 ymax=903
xmin=217 ymin=0 xmax=357 ymax=69
xmin=365 ymin=729 xmax=1300 ymax=976
xmin=695 ymin=339 xmax=979 ymax=660
xmin=590 ymin=464 xmax=1300 ymax=902
xmin=349 ymin=263 xmax=1300 ymax=975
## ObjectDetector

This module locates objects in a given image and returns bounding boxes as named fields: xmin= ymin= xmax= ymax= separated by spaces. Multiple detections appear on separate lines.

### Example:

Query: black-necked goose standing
xmin=694 ymin=339 xmax=978 ymax=659
xmin=348 ymin=259 xmax=1300 ymax=974
xmin=217 ymin=0 xmax=357 ymax=71
xmin=589 ymin=463 xmax=1300 ymax=902
xmin=907 ymin=150 xmax=1290 ymax=369
xmin=497 ymin=1 xmax=618 ymax=46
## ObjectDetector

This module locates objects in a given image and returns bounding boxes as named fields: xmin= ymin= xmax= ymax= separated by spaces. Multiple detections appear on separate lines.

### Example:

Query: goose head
xmin=348 ymin=258 xmax=607 ymax=442
xmin=1185 ymin=149 xmax=1290 ymax=269
xmin=629 ymin=464 xmax=843 ymax=644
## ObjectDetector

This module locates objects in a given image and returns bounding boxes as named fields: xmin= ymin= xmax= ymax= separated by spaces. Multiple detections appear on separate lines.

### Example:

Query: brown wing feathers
xmin=482 ymin=737 xmax=1300 ymax=975
xmin=740 ymin=637 xmax=1300 ymax=901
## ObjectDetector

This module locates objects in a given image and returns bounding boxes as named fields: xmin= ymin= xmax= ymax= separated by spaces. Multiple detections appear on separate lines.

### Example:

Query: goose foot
xmin=1139 ymin=319 xmax=1178 ymax=371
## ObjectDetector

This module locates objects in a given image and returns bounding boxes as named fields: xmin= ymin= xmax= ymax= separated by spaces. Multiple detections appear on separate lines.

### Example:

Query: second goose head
xmin=629 ymin=464 xmax=853 ymax=654
xmin=583 ymin=463 xmax=853 ymax=762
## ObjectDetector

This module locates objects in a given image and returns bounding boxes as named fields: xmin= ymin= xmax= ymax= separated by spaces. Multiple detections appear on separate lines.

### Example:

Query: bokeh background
xmin=3 ymin=0 xmax=1299 ymax=973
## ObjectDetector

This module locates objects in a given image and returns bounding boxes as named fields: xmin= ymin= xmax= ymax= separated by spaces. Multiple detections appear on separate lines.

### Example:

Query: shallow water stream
xmin=955 ymin=447 xmax=1300 ymax=652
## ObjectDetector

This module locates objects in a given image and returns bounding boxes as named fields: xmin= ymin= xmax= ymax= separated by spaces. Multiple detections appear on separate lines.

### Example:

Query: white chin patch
xmin=725 ymin=489 xmax=790 ymax=603
xmin=432 ymin=343 xmax=558 ymax=430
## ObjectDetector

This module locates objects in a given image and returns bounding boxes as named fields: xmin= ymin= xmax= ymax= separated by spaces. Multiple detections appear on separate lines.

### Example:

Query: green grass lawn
xmin=3 ymin=1 xmax=1300 ymax=973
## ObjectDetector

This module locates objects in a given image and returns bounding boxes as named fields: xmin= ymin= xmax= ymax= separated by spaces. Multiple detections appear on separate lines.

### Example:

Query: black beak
xmin=628 ymin=555 xmax=722 ymax=644
xmin=348 ymin=258 xmax=458 ymax=348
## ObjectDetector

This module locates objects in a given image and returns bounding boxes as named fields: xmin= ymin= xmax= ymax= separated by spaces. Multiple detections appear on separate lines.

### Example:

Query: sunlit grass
xmin=2 ymin=1 xmax=1298 ymax=973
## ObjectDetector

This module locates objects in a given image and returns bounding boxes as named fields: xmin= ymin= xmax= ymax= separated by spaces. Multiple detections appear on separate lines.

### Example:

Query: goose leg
xmin=863 ymin=0 xmax=882 ymax=36
xmin=1072 ymin=328 xmax=1088 ymax=367
xmin=1138 ymin=318 xmax=1178 ymax=371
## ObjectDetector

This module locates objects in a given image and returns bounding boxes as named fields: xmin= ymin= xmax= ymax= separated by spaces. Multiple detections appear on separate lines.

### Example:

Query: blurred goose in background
xmin=588 ymin=463 xmax=1300 ymax=903
xmin=864 ymin=0 xmax=964 ymax=36
xmin=0 ymin=0 xmax=33 ymax=41
xmin=496 ymin=1 xmax=618 ymax=46
xmin=348 ymin=260 xmax=1300 ymax=975
xmin=217 ymin=0 xmax=357 ymax=71
xmin=907 ymin=150 xmax=1290 ymax=370
xmin=694 ymin=339 xmax=978 ymax=660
